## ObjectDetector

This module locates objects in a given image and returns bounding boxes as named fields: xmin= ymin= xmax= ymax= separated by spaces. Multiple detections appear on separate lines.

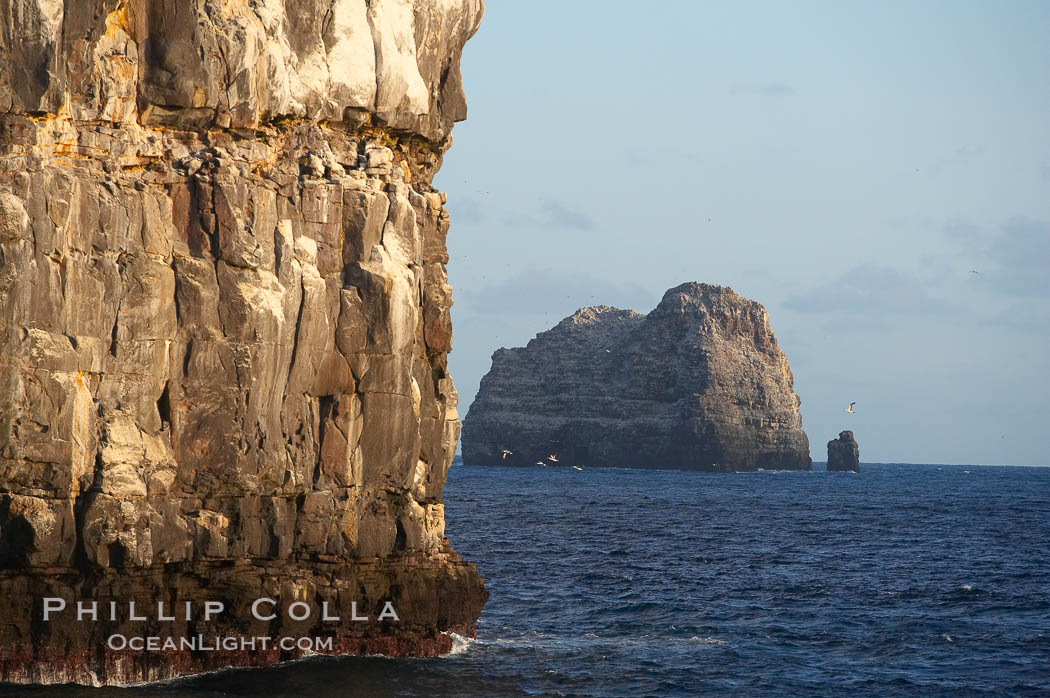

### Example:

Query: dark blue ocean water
xmin=10 ymin=462 xmax=1050 ymax=697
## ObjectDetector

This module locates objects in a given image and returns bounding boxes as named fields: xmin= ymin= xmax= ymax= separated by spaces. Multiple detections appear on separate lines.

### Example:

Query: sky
xmin=433 ymin=0 xmax=1050 ymax=466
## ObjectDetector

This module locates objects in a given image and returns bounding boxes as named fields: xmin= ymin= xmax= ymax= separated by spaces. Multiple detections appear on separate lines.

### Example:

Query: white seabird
xmin=501 ymin=449 xmax=512 ymax=459
xmin=843 ymin=402 xmax=856 ymax=414
xmin=547 ymin=454 xmax=559 ymax=462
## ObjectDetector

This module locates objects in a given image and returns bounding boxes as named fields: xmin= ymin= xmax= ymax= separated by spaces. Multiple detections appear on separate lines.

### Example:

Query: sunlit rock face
xmin=463 ymin=283 xmax=812 ymax=472
xmin=0 ymin=0 xmax=486 ymax=685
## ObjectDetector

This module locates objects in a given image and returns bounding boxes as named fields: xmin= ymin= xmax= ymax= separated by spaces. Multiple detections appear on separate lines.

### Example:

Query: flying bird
xmin=501 ymin=449 xmax=512 ymax=459
xmin=535 ymin=461 xmax=546 ymax=466
xmin=572 ymin=465 xmax=583 ymax=471
xmin=547 ymin=454 xmax=559 ymax=462
xmin=843 ymin=402 xmax=856 ymax=414
xmin=969 ymin=270 xmax=980 ymax=275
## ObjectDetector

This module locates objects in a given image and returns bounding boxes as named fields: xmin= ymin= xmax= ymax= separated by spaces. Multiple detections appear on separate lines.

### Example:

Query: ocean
xmin=7 ymin=462 xmax=1050 ymax=697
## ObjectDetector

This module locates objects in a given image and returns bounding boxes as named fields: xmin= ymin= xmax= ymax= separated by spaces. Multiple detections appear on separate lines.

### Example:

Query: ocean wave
xmin=687 ymin=636 xmax=727 ymax=646
xmin=442 ymin=632 xmax=476 ymax=657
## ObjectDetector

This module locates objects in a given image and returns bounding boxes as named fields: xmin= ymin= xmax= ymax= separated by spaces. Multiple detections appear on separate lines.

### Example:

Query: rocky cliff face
xmin=0 ymin=0 xmax=486 ymax=686
xmin=827 ymin=431 xmax=860 ymax=472
xmin=462 ymin=283 xmax=811 ymax=471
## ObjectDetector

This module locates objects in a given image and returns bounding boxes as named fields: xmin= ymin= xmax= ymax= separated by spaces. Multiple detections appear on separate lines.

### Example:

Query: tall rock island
xmin=462 ymin=283 xmax=812 ymax=471
xmin=827 ymin=431 xmax=861 ymax=472
xmin=0 ymin=0 xmax=486 ymax=686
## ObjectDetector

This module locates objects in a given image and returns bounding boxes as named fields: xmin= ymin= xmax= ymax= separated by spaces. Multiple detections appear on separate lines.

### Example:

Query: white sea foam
xmin=442 ymin=632 xmax=476 ymax=657
xmin=960 ymin=584 xmax=974 ymax=592
xmin=687 ymin=636 xmax=727 ymax=646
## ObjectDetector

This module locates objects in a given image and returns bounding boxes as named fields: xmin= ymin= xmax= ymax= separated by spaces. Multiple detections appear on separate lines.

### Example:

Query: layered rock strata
xmin=463 ymin=283 xmax=812 ymax=471
xmin=0 ymin=0 xmax=486 ymax=686
xmin=827 ymin=431 xmax=861 ymax=472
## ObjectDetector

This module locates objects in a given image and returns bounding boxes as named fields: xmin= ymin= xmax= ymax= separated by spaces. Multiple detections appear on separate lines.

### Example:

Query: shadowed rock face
xmin=0 ymin=0 xmax=486 ymax=686
xmin=827 ymin=431 xmax=860 ymax=472
xmin=463 ymin=283 xmax=812 ymax=472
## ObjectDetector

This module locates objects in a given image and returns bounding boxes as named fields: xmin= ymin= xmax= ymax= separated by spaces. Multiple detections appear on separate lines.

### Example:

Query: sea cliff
xmin=0 ymin=0 xmax=486 ymax=685
xmin=463 ymin=283 xmax=812 ymax=471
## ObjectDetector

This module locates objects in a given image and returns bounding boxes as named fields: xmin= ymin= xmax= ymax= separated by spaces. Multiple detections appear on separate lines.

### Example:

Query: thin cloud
xmin=942 ymin=218 xmax=1050 ymax=298
xmin=955 ymin=144 xmax=984 ymax=158
xmin=458 ymin=269 xmax=653 ymax=317
xmin=540 ymin=199 xmax=594 ymax=230
xmin=985 ymin=303 xmax=1050 ymax=333
xmin=784 ymin=265 xmax=961 ymax=319
xmin=928 ymin=144 xmax=987 ymax=175
xmin=499 ymin=199 xmax=595 ymax=230
xmin=729 ymin=82 xmax=796 ymax=97
xmin=819 ymin=315 xmax=894 ymax=333
xmin=980 ymin=219 xmax=1050 ymax=298
xmin=942 ymin=218 xmax=983 ymax=243
xmin=448 ymin=196 xmax=483 ymax=225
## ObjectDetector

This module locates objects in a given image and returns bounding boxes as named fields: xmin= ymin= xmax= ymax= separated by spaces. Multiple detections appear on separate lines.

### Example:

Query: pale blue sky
xmin=435 ymin=0 xmax=1050 ymax=466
